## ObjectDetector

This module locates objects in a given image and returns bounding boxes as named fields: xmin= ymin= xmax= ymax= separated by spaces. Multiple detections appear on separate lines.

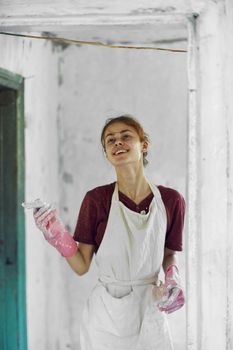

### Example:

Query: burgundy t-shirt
xmin=73 ymin=182 xmax=185 ymax=253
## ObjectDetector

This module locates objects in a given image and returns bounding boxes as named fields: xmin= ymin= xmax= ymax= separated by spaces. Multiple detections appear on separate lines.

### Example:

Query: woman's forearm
xmin=66 ymin=243 xmax=95 ymax=276
xmin=162 ymin=251 xmax=178 ymax=273
xmin=66 ymin=250 xmax=89 ymax=275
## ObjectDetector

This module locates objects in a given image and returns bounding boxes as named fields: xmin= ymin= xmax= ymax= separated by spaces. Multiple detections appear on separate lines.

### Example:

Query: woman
xmin=32 ymin=115 xmax=185 ymax=350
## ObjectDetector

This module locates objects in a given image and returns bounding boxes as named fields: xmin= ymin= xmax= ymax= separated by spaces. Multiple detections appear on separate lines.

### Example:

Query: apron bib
xmin=80 ymin=181 xmax=174 ymax=350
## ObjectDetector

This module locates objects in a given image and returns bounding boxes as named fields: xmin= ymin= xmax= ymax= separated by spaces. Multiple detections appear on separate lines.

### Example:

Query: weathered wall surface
xmin=0 ymin=35 xmax=72 ymax=350
xmin=225 ymin=1 xmax=233 ymax=346
xmin=184 ymin=2 xmax=233 ymax=349
xmin=0 ymin=0 xmax=207 ymax=26
xmin=193 ymin=1 xmax=233 ymax=349
xmin=57 ymin=40 xmax=188 ymax=349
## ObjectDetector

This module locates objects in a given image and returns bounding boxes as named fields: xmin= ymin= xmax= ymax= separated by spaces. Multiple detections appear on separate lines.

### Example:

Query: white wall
xmin=57 ymin=41 xmax=188 ymax=350
xmin=0 ymin=35 xmax=73 ymax=349
xmin=225 ymin=2 xmax=233 ymax=345
xmin=0 ymin=0 xmax=207 ymax=25
xmin=192 ymin=2 xmax=233 ymax=348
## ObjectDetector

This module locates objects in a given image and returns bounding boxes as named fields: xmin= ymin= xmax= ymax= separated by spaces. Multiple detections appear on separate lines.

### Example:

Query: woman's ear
xmin=142 ymin=141 xmax=149 ymax=153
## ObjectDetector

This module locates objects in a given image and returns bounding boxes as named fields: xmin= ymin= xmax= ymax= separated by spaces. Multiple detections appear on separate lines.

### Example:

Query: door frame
xmin=0 ymin=67 xmax=27 ymax=350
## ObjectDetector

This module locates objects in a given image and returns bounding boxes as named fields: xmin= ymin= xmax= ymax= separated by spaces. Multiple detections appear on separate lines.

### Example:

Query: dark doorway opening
xmin=0 ymin=69 xmax=27 ymax=350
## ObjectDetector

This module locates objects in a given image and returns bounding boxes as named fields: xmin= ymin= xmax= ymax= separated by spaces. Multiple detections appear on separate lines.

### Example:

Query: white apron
xmin=80 ymin=182 xmax=174 ymax=350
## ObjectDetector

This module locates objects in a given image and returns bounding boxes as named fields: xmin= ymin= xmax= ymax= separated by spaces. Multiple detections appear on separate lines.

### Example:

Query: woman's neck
xmin=115 ymin=165 xmax=151 ymax=203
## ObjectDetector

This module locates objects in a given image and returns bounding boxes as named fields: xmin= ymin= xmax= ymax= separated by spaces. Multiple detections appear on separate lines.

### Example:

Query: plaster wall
xmin=225 ymin=1 xmax=233 ymax=346
xmin=0 ymin=0 xmax=208 ymax=23
xmin=57 ymin=41 xmax=188 ymax=349
xmin=0 ymin=35 xmax=71 ymax=350
xmin=193 ymin=2 xmax=233 ymax=348
xmin=183 ymin=2 xmax=233 ymax=349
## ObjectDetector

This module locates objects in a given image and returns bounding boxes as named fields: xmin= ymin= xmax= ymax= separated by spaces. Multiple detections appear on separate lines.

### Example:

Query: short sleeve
xmin=165 ymin=193 xmax=185 ymax=251
xmin=73 ymin=191 xmax=97 ymax=245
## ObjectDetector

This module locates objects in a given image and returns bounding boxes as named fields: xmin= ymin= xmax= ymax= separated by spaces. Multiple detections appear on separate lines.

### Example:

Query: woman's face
xmin=103 ymin=122 xmax=148 ymax=168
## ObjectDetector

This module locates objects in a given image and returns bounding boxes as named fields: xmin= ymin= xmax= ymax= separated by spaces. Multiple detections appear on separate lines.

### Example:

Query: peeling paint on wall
xmin=58 ymin=56 xmax=64 ymax=86
xmin=62 ymin=172 xmax=73 ymax=184
xmin=131 ymin=6 xmax=176 ymax=15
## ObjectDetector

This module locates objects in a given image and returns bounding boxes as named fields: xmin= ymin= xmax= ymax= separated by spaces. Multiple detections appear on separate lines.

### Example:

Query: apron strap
xmin=99 ymin=275 xmax=159 ymax=287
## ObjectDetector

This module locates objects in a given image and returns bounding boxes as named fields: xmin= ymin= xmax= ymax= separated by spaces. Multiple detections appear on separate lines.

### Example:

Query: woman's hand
xmin=33 ymin=203 xmax=56 ymax=239
xmin=33 ymin=203 xmax=78 ymax=258
xmin=157 ymin=265 xmax=185 ymax=314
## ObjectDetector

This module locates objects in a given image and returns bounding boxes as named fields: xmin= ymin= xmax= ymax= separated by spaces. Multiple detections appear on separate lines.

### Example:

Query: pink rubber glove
xmin=33 ymin=204 xmax=78 ymax=258
xmin=157 ymin=265 xmax=185 ymax=314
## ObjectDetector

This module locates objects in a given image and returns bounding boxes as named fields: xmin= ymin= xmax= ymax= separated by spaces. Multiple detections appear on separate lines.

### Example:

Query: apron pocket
xmin=92 ymin=284 xmax=141 ymax=337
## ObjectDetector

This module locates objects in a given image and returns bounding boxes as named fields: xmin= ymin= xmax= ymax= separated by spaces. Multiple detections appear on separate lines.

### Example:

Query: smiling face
xmin=103 ymin=122 xmax=148 ymax=168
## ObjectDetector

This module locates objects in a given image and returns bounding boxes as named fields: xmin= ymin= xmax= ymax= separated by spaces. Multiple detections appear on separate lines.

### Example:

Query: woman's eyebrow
xmin=105 ymin=129 xmax=132 ymax=139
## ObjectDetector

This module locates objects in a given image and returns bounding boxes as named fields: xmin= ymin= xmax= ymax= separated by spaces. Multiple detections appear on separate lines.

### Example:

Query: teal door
xmin=0 ymin=69 xmax=27 ymax=350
